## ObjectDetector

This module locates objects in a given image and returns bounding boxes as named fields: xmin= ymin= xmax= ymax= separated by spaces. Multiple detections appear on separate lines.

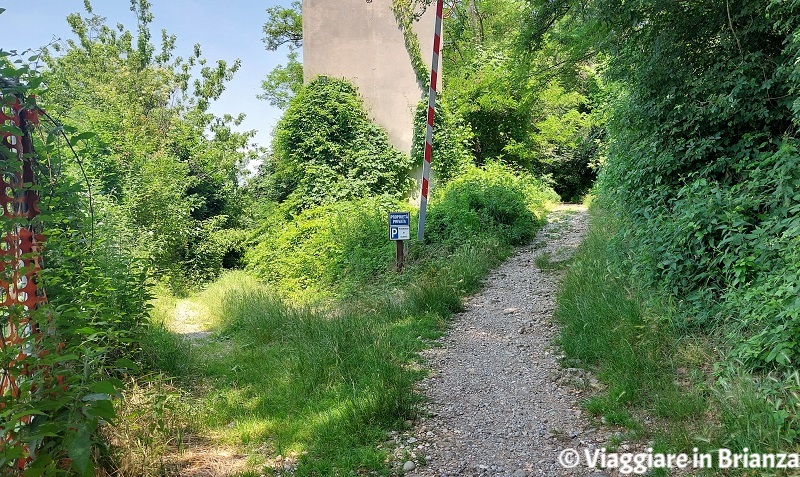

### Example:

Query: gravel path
xmin=399 ymin=205 xmax=611 ymax=477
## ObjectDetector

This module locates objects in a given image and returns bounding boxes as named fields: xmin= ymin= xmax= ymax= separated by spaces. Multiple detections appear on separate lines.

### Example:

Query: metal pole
xmin=417 ymin=0 xmax=444 ymax=242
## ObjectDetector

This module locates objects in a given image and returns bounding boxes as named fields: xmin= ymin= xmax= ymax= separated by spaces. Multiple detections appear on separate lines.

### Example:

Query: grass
xmin=554 ymin=206 xmax=714 ymax=467
xmin=554 ymin=205 xmax=800 ymax=472
xmin=137 ymin=233 xmax=519 ymax=476
xmin=556 ymin=208 xmax=695 ymax=415
xmin=534 ymin=251 xmax=571 ymax=271
xmin=102 ymin=378 xmax=201 ymax=477
xmin=118 ymin=165 xmax=561 ymax=476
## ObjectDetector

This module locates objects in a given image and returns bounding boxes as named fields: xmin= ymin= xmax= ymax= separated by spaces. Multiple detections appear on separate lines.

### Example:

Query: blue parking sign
xmin=388 ymin=212 xmax=410 ymax=240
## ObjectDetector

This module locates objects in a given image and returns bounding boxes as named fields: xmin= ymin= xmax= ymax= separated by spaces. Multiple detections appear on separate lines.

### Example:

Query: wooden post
xmin=396 ymin=239 xmax=404 ymax=272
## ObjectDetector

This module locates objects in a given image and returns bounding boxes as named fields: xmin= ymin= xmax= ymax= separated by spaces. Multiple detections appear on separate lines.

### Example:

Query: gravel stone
xmin=403 ymin=206 xmax=613 ymax=476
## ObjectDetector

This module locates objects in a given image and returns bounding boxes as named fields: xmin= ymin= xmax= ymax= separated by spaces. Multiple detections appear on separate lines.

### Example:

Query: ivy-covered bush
xmin=267 ymin=76 xmax=415 ymax=214
xmin=426 ymin=162 xmax=559 ymax=248
xmin=594 ymin=0 xmax=800 ymax=369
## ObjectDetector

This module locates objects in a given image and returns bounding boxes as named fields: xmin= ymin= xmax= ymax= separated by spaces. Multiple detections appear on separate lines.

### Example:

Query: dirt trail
xmin=401 ymin=205 xmax=611 ymax=477
xmin=169 ymin=299 xmax=212 ymax=341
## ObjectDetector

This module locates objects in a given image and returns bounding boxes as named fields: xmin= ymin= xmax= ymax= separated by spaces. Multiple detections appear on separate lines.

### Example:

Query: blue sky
xmin=2 ymin=0 xmax=297 ymax=149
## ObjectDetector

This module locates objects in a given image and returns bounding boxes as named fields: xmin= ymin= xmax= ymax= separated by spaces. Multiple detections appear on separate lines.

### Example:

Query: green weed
xmin=534 ymin=251 xmax=571 ymax=271
xmin=174 ymin=244 xmax=506 ymax=475
xmin=557 ymin=205 xmax=800 ymax=461
xmin=555 ymin=207 xmax=707 ymax=439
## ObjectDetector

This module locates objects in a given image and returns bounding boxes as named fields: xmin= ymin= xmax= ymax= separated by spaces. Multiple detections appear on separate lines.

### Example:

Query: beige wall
xmin=303 ymin=0 xmax=440 ymax=155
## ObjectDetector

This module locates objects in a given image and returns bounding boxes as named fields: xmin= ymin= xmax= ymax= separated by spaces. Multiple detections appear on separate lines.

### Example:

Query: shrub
xmin=593 ymin=0 xmax=800 ymax=370
xmin=183 ymin=218 xmax=247 ymax=284
xmin=425 ymin=162 xmax=559 ymax=248
xmin=0 ymin=61 xmax=151 ymax=476
xmin=245 ymin=196 xmax=410 ymax=300
xmin=411 ymin=98 xmax=474 ymax=186
xmin=267 ymin=76 xmax=415 ymax=214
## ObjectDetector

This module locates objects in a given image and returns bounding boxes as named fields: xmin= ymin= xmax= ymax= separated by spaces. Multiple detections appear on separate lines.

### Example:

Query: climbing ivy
xmin=268 ymin=76 xmax=415 ymax=214
xmin=391 ymin=0 xmax=433 ymax=89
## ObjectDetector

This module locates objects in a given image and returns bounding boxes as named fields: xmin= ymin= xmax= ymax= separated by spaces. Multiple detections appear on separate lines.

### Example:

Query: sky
xmin=1 ymin=0 xmax=297 ymax=150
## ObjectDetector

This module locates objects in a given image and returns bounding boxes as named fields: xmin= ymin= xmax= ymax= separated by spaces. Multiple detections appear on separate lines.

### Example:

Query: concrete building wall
xmin=303 ymin=0 xmax=440 ymax=155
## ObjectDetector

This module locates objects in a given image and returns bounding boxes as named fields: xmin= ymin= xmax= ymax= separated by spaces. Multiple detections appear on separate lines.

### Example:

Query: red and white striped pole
xmin=417 ymin=0 xmax=444 ymax=241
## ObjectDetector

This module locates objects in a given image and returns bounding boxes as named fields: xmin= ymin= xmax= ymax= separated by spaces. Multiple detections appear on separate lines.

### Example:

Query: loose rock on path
xmin=399 ymin=205 xmax=612 ymax=477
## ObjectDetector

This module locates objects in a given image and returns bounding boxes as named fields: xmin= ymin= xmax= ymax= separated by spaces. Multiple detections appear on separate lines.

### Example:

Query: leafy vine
xmin=391 ymin=0 xmax=433 ymax=90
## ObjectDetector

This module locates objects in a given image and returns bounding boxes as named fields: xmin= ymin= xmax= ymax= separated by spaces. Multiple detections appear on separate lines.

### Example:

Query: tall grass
xmin=176 ymin=236 xmax=512 ymax=474
xmin=556 ymin=206 xmax=800 ymax=463
xmin=555 ymin=208 xmax=708 ymax=444
xmin=130 ymin=164 xmax=557 ymax=475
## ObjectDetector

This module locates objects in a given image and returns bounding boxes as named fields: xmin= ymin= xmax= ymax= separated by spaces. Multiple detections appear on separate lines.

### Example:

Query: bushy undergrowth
xmin=245 ymin=196 xmax=410 ymax=301
xmin=266 ymin=76 xmax=415 ymax=215
xmin=557 ymin=206 xmax=800 ymax=457
xmin=425 ymin=163 xmax=558 ymax=248
xmin=595 ymin=0 xmax=800 ymax=372
xmin=245 ymin=163 xmax=558 ymax=302
xmin=0 ymin=65 xmax=152 ymax=474
xmin=556 ymin=209 xmax=706 ymax=430
xmin=411 ymin=98 xmax=474 ymax=186
xmin=150 ymin=163 xmax=559 ymax=474
xmin=546 ymin=0 xmax=800 ymax=462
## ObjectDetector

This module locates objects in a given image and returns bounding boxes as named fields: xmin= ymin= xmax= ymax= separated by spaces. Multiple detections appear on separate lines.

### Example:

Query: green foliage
xmin=158 ymin=163 xmax=558 ymax=472
xmin=258 ymin=50 xmax=303 ymax=109
xmin=267 ymin=76 xmax=415 ymax=214
xmin=245 ymin=163 xmax=557 ymax=299
xmin=245 ymin=162 xmax=557 ymax=302
xmin=125 ymin=152 xmax=195 ymax=281
xmin=590 ymin=0 xmax=800 ymax=370
xmin=554 ymin=208 xmax=715 ymax=453
xmin=41 ymin=0 xmax=251 ymax=288
xmin=262 ymin=0 xmax=303 ymax=51
xmin=526 ymin=77 xmax=605 ymax=201
xmin=246 ymin=196 xmax=408 ymax=301
xmin=443 ymin=0 xmax=604 ymax=198
xmin=184 ymin=218 xmax=247 ymax=284
xmin=0 ymin=59 xmax=149 ymax=476
xmin=447 ymin=47 xmax=531 ymax=165
xmin=391 ymin=0 xmax=432 ymax=87
xmin=425 ymin=162 xmax=558 ymax=248
xmin=557 ymin=206 xmax=800 ymax=455
xmin=411 ymin=98 xmax=474 ymax=185
xmin=260 ymin=1 xmax=304 ymax=109
xmin=716 ymin=371 xmax=800 ymax=452
xmin=531 ymin=0 xmax=800 ymax=455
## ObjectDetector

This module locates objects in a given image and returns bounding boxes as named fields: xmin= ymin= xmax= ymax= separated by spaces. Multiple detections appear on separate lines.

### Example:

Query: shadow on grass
xmin=162 ymin=237 xmax=513 ymax=475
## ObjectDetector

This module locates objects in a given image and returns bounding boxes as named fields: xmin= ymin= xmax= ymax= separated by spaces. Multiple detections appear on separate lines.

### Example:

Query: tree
xmin=262 ymin=1 xmax=303 ymax=51
xmin=260 ymin=1 xmax=304 ymax=109
xmin=41 ymin=0 xmax=253 ymax=286
xmin=441 ymin=0 xmax=603 ymax=197
xmin=258 ymin=49 xmax=303 ymax=109
xmin=0 ymin=39 xmax=152 ymax=477
xmin=525 ymin=0 xmax=800 ymax=367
